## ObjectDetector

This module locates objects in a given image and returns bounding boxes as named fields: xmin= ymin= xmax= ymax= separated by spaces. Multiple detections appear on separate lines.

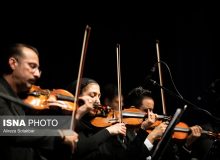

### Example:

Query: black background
xmin=1 ymin=3 xmax=219 ymax=123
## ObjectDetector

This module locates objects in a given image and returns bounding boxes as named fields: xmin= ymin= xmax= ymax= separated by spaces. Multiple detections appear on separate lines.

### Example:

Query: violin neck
xmin=122 ymin=112 xmax=145 ymax=118
xmin=173 ymin=127 xmax=215 ymax=134
xmin=56 ymin=94 xmax=75 ymax=102
xmin=174 ymin=127 xmax=220 ymax=138
xmin=121 ymin=112 xmax=169 ymax=120
xmin=202 ymin=130 xmax=220 ymax=138
xmin=174 ymin=127 xmax=190 ymax=133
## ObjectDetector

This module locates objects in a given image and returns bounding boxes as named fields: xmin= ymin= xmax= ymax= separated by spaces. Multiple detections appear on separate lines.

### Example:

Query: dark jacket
xmin=0 ymin=77 xmax=68 ymax=160
xmin=74 ymin=115 xmax=151 ymax=160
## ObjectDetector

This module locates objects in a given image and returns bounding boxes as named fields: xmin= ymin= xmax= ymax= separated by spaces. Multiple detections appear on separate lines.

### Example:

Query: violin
xmin=90 ymin=106 xmax=147 ymax=127
xmin=122 ymin=107 xmax=147 ymax=126
xmin=90 ymin=106 xmax=170 ymax=127
xmin=23 ymin=85 xmax=77 ymax=112
xmin=147 ymin=121 xmax=220 ymax=140
xmin=172 ymin=122 xmax=220 ymax=140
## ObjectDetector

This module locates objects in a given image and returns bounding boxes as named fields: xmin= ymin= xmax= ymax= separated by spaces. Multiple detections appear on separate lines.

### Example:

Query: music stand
xmin=151 ymin=105 xmax=187 ymax=160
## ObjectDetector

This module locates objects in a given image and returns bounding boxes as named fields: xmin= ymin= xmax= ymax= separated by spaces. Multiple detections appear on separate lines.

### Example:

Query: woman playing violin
xmin=66 ymin=78 xmax=167 ymax=160
xmin=66 ymin=78 xmax=127 ymax=160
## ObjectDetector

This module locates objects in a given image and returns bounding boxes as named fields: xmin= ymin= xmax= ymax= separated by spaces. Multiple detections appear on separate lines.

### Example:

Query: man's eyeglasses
xmin=28 ymin=62 xmax=42 ymax=75
xmin=14 ymin=57 xmax=42 ymax=76
xmin=141 ymin=107 xmax=153 ymax=113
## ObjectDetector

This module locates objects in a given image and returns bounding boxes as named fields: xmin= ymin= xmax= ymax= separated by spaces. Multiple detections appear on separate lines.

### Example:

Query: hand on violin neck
xmin=78 ymin=95 xmax=99 ymax=109
xmin=185 ymin=125 xmax=202 ymax=148
xmin=141 ymin=111 xmax=157 ymax=130
xmin=141 ymin=120 xmax=153 ymax=130
xmin=106 ymin=123 xmax=127 ymax=136
xmin=76 ymin=96 xmax=100 ymax=120
xmin=47 ymin=100 xmax=68 ymax=109
xmin=147 ymin=122 xmax=167 ymax=144
xmin=46 ymin=95 xmax=69 ymax=110
xmin=190 ymin=125 xmax=202 ymax=137
xmin=148 ymin=109 xmax=156 ymax=119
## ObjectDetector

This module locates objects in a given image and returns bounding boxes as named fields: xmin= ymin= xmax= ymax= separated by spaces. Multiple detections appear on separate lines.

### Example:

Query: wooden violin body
xmin=147 ymin=121 xmax=220 ymax=140
xmin=90 ymin=107 xmax=148 ymax=127
xmin=23 ymin=85 xmax=77 ymax=112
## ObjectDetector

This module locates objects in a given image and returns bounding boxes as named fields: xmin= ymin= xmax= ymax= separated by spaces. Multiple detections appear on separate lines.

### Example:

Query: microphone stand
xmin=150 ymin=79 xmax=194 ymax=106
xmin=149 ymin=79 xmax=220 ymax=121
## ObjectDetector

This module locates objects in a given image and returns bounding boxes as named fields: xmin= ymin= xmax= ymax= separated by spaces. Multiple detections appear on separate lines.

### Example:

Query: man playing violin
xmin=126 ymin=86 xmax=220 ymax=159
xmin=0 ymin=43 xmax=78 ymax=160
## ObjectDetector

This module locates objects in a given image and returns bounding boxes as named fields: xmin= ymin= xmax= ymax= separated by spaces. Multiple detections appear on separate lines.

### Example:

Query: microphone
xmin=143 ymin=64 xmax=157 ymax=87
xmin=146 ymin=65 xmax=156 ymax=79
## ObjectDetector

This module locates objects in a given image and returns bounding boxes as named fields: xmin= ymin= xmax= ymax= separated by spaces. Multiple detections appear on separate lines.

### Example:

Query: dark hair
xmin=66 ymin=78 xmax=98 ymax=95
xmin=101 ymin=83 xmax=119 ymax=103
xmin=0 ymin=43 xmax=39 ymax=74
xmin=125 ymin=86 xmax=152 ymax=108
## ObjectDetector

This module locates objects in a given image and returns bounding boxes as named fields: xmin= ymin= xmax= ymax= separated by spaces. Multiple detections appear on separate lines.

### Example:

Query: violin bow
xmin=116 ymin=43 xmax=123 ymax=123
xmin=70 ymin=25 xmax=91 ymax=131
xmin=156 ymin=40 xmax=167 ymax=115
xmin=116 ymin=43 xmax=127 ymax=146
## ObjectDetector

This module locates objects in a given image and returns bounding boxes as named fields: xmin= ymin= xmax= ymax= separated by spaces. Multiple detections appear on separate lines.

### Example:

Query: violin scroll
xmin=203 ymin=130 xmax=220 ymax=139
